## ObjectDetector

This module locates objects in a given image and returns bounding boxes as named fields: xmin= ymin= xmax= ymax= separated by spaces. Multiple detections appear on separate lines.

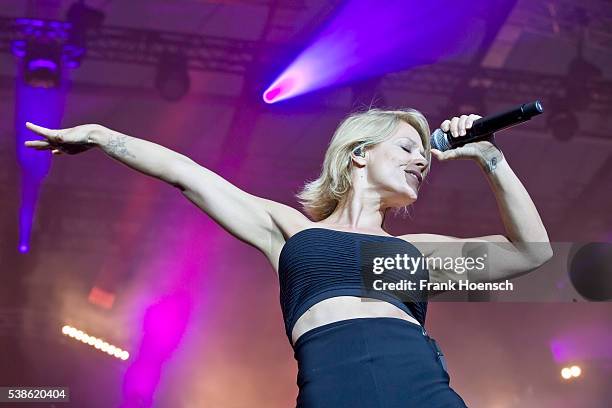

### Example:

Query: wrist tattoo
xmin=480 ymin=146 xmax=504 ymax=174
xmin=105 ymin=134 xmax=136 ymax=159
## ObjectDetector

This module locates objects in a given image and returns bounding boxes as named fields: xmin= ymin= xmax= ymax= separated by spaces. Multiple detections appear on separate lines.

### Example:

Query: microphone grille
xmin=430 ymin=129 xmax=451 ymax=152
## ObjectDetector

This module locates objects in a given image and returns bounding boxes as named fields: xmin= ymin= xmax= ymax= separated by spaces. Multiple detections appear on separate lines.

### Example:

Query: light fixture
xmin=61 ymin=324 xmax=130 ymax=361
xmin=546 ymin=97 xmax=578 ymax=142
xmin=155 ymin=51 xmax=190 ymax=101
xmin=23 ymin=40 xmax=62 ymax=88
xmin=65 ymin=0 xmax=105 ymax=67
xmin=560 ymin=364 xmax=582 ymax=380
xmin=566 ymin=56 xmax=601 ymax=110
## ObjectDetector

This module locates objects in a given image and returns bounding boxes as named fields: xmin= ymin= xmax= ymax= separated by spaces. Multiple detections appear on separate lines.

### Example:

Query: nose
xmin=414 ymin=155 xmax=429 ymax=173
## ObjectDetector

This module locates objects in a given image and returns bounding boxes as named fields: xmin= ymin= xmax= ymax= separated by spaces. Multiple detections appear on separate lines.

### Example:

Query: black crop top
xmin=278 ymin=228 xmax=429 ymax=342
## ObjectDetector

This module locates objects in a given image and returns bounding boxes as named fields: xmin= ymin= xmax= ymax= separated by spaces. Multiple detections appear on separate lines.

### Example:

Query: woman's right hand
xmin=24 ymin=122 xmax=106 ymax=155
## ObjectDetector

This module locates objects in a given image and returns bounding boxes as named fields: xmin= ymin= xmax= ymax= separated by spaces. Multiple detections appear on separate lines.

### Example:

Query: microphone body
xmin=430 ymin=100 xmax=544 ymax=152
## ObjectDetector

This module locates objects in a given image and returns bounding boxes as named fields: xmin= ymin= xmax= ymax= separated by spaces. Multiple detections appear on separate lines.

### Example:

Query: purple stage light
xmin=550 ymin=324 xmax=612 ymax=363
xmin=23 ymin=41 xmax=62 ymax=88
xmin=28 ymin=59 xmax=58 ymax=71
xmin=263 ymin=76 xmax=300 ymax=103
xmin=121 ymin=291 xmax=193 ymax=407
xmin=14 ymin=72 xmax=67 ymax=253
xmin=11 ymin=18 xmax=83 ymax=87
xmin=264 ymin=0 xmax=493 ymax=103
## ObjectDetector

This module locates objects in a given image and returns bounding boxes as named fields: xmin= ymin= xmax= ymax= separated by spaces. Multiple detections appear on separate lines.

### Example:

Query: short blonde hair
xmin=297 ymin=108 xmax=431 ymax=221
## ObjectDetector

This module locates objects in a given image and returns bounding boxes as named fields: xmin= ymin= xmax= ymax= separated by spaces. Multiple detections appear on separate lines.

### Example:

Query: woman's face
xmin=363 ymin=122 xmax=429 ymax=208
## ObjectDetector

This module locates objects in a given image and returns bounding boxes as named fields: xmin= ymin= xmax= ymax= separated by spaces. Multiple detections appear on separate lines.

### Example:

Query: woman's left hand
xmin=431 ymin=114 xmax=502 ymax=165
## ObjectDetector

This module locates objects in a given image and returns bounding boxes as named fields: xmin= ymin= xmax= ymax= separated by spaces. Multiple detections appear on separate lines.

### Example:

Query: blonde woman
xmin=25 ymin=109 xmax=552 ymax=407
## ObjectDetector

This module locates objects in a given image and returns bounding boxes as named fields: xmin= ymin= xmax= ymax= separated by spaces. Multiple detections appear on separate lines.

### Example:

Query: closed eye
xmin=401 ymin=146 xmax=411 ymax=153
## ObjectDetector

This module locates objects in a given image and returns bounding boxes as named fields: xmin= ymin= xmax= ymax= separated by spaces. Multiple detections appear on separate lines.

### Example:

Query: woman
xmin=25 ymin=108 xmax=552 ymax=407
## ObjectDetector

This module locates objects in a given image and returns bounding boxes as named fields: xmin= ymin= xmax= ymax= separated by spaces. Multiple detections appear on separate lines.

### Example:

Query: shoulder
xmin=397 ymin=232 xmax=510 ymax=257
xmin=398 ymin=233 xmax=510 ymax=243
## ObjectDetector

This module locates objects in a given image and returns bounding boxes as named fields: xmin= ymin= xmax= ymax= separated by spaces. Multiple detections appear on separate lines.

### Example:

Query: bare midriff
xmin=291 ymin=296 xmax=421 ymax=346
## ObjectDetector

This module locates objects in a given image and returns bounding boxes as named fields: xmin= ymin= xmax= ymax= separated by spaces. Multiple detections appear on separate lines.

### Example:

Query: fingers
xmin=465 ymin=114 xmax=480 ymax=133
xmin=23 ymin=140 xmax=63 ymax=155
xmin=25 ymin=122 xmax=65 ymax=142
xmin=441 ymin=114 xmax=483 ymax=137
xmin=23 ymin=139 xmax=63 ymax=155
xmin=458 ymin=115 xmax=469 ymax=136
xmin=450 ymin=117 xmax=459 ymax=137
xmin=441 ymin=119 xmax=451 ymax=133
xmin=26 ymin=122 xmax=53 ymax=138
xmin=24 ymin=140 xmax=51 ymax=149
xmin=431 ymin=148 xmax=460 ymax=161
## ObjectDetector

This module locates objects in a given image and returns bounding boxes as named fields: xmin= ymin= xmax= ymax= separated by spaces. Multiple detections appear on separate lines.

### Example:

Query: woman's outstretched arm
xmin=25 ymin=123 xmax=192 ymax=186
xmin=24 ymin=123 xmax=308 ymax=261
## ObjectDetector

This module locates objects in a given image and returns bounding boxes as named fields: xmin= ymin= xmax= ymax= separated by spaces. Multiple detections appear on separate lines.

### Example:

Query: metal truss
xmin=0 ymin=15 xmax=611 ymax=108
xmin=0 ymin=15 xmax=259 ymax=74
xmin=385 ymin=62 xmax=612 ymax=110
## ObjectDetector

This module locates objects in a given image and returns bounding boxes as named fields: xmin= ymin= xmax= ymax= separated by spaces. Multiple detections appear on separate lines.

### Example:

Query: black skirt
xmin=293 ymin=317 xmax=468 ymax=408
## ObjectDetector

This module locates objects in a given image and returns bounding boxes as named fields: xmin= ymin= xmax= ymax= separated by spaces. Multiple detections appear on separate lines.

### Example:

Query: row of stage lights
xmin=61 ymin=325 xmax=129 ymax=361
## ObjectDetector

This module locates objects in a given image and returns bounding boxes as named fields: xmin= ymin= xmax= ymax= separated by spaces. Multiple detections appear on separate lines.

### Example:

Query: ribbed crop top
xmin=278 ymin=228 xmax=429 ymax=342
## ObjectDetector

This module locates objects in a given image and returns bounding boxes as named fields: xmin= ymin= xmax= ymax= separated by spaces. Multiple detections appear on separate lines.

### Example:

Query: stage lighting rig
xmin=10 ymin=17 xmax=85 ymax=87
xmin=65 ymin=0 xmax=105 ymax=65
xmin=155 ymin=51 xmax=190 ymax=101
xmin=546 ymin=96 xmax=578 ymax=142
xmin=22 ymin=40 xmax=62 ymax=88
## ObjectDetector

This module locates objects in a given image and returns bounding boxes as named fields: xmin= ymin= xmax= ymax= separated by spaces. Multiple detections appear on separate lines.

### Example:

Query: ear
xmin=350 ymin=147 xmax=367 ymax=167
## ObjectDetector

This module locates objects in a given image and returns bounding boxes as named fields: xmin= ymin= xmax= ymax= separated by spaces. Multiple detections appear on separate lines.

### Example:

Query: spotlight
xmin=566 ymin=56 xmax=601 ymax=110
xmin=155 ymin=52 xmax=190 ymax=101
xmin=263 ymin=75 xmax=299 ymax=104
xmin=23 ymin=40 xmax=62 ymax=88
xmin=569 ymin=365 xmax=581 ymax=377
xmin=546 ymin=97 xmax=578 ymax=142
xmin=561 ymin=367 xmax=572 ymax=380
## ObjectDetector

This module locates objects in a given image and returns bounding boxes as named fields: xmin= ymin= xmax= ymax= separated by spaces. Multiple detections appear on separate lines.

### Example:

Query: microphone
xmin=430 ymin=100 xmax=544 ymax=152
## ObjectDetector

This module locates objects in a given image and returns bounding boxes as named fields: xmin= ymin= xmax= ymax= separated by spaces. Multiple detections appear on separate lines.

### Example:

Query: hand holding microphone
xmin=430 ymin=101 xmax=544 ymax=167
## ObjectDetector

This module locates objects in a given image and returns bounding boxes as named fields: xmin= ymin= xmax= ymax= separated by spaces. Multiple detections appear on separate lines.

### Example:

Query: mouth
xmin=404 ymin=169 xmax=422 ymax=185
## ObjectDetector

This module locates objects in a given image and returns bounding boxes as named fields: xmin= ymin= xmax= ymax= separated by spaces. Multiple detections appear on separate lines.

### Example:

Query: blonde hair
xmin=297 ymin=108 xmax=431 ymax=221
